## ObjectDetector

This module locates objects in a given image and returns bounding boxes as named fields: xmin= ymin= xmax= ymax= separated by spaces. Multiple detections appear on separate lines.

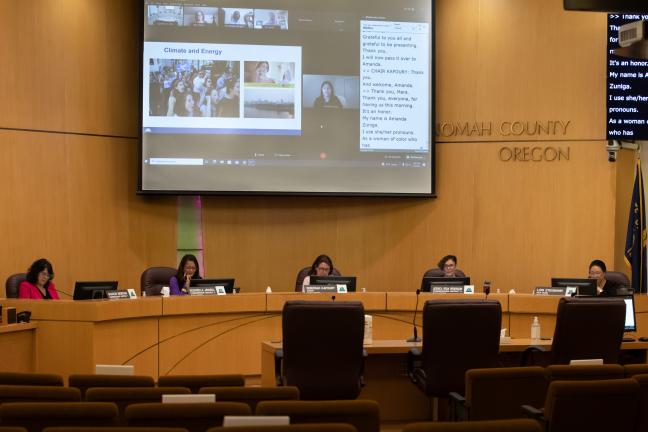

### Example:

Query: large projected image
xmin=141 ymin=0 xmax=434 ymax=195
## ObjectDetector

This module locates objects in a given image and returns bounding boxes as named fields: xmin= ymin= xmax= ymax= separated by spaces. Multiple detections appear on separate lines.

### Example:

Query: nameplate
xmin=188 ymin=287 xmax=224 ymax=296
xmin=430 ymin=285 xmax=475 ymax=294
xmin=533 ymin=287 xmax=569 ymax=296
xmin=106 ymin=290 xmax=130 ymax=300
xmin=304 ymin=284 xmax=337 ymax=293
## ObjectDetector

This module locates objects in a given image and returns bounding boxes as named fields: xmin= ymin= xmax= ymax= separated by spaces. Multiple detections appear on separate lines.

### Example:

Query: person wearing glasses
xmin=170 ymin=254 xmax=202 ymax=296
xmin=438 ymin=254 xmax=459 ymax=277
xmin=301 ymin=254 xmax=335 ymax=291
xmin=19 ymin=258 xmax=59 ymax=299
xmin=588 ymin=259 xmax=619 ymax=296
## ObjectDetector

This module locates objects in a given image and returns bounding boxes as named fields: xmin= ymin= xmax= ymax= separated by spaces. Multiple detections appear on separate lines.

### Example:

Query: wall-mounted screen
xmin=141 ymin=0 xmax=434 ymax=195
xmin=606 ymin=13 xmax=648 ymax=140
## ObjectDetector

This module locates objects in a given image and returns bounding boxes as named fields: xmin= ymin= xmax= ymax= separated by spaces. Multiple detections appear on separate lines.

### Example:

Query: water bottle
xmin=531 ymin=316 xmax=541 ymax=340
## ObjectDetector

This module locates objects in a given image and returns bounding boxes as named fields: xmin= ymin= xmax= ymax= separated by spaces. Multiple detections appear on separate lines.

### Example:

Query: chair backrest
xmin=198 ymin=386 xmax=300 ymax=412
xmin=605 ymin=271 xmax=630 ymax=289
xmin=43 ymin=428 xmax=188 ymax=432
xmin=125 ymin=402 xmax=251 ymax=432
xmin=68 ymin=374 xmax=155 ymax=400
xmin=546 ymin=364 xmax=624 ymax=381
xmin=465 ymin=367 xmax=547 ymax=421
xmin=634 ymin=374 xmax=648 ymax=432
xmin=207 ymin=425 xmax=358 ymax=432
xmin=5 ymin=273 xmax=27 ymax=298
xmin=419 ymin=299 xmax=501 ymax=396
xmin=0 ymin=385 xmax=81 ymax=403
xmin=401 ymin=419 xmax=543 ymax=432
xmin=85 ymin=387 xmax=191 ymax=424
xmin=543 ymin=379 xmax=639 ymax=432
xmin=422 ymin=268 xmax=466 ymax=278
xmin=281 ymin=301 xmax=364 ymax=400
xmin=0 ymin=372 xmax=63 ymax=387
xmin=256 ymin=400 xmax=380 ymax=432
xmin=624 ymin=364 xmax=648 ymax=377
xmin=0 ymin=402 xmax=119 ymax=431
xmin=294 ymin=267 xmax=342 ymax=292
xmin=140 ymin=267 xmax=177 ymax=296
xmin=157 ymin=374 xmax=245 ymax=394
xmin=550 ymin=297 xmax=626 ymax=365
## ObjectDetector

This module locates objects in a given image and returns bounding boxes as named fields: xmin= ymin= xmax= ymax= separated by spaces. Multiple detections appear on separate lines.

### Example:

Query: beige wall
xmin=0 ymin=0 xmax=625 ymax=296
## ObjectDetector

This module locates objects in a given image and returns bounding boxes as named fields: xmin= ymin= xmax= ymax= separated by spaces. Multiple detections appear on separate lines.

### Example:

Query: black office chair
xmin=5 ymin=273 xmax=27 ymax=298
xmin=408 ymin=299 xmax=501 ymax=418
xmin=276 ymin=300 xmax=365 ymax=400
xmin=140 ymin=267 xmax=176 ymax=296
xmin=550 ymin=297 xmax=625 ymax=364
xmin=422 ymin=268 xmax=466 ymax=278
xmin=294 ymin=267 xmax=342 ymax=292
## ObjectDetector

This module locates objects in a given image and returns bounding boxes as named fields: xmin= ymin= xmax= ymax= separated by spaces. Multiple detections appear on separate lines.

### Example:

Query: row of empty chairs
xmin=0 ymin=400 xmax=380 ymax=432
xmin=450 ymin=363 xmax=648 ymax=421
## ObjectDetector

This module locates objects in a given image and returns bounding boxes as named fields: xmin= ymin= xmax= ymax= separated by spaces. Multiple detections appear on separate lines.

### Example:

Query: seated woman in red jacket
xmin=19 ymin=258 xmax=60 ymax=300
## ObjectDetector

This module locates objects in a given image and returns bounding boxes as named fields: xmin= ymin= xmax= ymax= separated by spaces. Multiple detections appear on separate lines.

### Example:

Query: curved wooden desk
xmin=0 ymin=292 xmax=646 ymax=380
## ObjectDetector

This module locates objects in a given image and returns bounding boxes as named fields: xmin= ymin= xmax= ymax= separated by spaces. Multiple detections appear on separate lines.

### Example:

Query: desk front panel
xmin=0 ymin=324 xmax=37 ymax=373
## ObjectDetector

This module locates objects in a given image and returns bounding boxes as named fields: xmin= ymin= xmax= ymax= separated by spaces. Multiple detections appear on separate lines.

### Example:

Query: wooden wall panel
xmin=0 ymin=0 xmax=139 ymax=136
xmin=0 ymin=130 xmax=176 ymax=296
xmin=436 ymin=0 xmax=606 ymax=140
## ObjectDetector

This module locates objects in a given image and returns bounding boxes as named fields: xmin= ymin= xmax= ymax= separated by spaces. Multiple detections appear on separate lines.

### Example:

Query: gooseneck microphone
xmin=406 ymin=289 xmax=422 ymax=342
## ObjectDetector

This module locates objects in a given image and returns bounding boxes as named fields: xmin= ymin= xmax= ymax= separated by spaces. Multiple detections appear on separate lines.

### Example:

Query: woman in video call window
xmin=254 ymin=61 xmax=275 ymax=84
xmin=314 ymin=80 xmax=343 ymax=108
xmin=193 ymin=10 xmax=206 ymax=26
xmin=19 ymin=258 xmax=60 ymax=300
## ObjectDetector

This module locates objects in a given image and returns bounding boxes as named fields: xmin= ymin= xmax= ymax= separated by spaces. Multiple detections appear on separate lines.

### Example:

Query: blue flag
xmin=625 ymin=159 xmax=647 ymax=293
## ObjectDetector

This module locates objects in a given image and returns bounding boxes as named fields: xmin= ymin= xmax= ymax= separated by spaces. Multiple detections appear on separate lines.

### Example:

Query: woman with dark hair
xmin=19 ymin=258 xmax=59 ymax=300
xmin=588 ymin=259 xmax=618 ymax=296
xmin=438 ymin=254 xmax=458 ymax=277
xmin=170 ymin=254 xmax=202 ymax=296
xmin=301 ymin=254 xmax=334 ymax=291
xmin=166 ymin=79 xmax=187 ymax=116
xmin=313 ymin=81 xmax=343 ymax=108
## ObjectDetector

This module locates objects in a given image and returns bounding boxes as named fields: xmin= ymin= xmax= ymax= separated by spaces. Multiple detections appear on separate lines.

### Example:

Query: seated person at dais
xmin=19 ymin=258 xmax=59 ymax=300
xmin=438 ymin=254 xmax=461 ymax=277
xmin=589 ymin=259 xmax=619 ymax=296
xmin=170 ymin=254 xmax=202 ymax=296
xmin=301 ymin=254 xmax=335 ymax=291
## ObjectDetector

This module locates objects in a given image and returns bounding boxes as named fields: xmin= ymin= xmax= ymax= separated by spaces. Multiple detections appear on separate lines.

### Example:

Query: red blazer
xmin=18 ymin=281 xmax=60 ymax=300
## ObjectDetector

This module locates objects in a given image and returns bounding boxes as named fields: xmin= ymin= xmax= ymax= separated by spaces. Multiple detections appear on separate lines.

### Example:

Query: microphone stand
xmin=407 ymin=289 xmax=422 ymax=342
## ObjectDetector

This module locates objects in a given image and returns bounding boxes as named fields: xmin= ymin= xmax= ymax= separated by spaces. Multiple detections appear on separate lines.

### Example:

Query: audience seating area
xmin=0 ymin=366 xmax=647 ymax=431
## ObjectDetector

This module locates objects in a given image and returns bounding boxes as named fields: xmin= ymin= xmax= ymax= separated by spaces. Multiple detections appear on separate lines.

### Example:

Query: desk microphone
xmin=407 ymin=289 xmax=422 ymax=342
xmin=331 ymin=295 xmax=336 ymax=302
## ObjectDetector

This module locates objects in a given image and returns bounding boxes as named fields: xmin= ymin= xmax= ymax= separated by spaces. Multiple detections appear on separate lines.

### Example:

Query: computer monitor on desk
xmin=421 ymin=276 xmax=471 ymax=292
xmin=190 ymin=278 xmax=236 ymax=293
xmin=73 ymin=281 xmax=118 ymax=300
xmin=550 ymin=278 xmax=598 ymax=296
xmin=310 ymin=275 xmax=357 ymax=292
xmin=623 ymin=295 xmax=636 ymax=332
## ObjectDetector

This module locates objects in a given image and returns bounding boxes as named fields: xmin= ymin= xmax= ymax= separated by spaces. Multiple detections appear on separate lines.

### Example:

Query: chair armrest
xmin=520 ymin=346 xmax=545 ymax=366
xmin=407 ymin=348 xmax=424 ymax=383
xmin=408 ymin=348 xmax=423 ymax=372
xmin=274 ymin=349 xmax=284 ymax=386
xmin=359 ymin=349 xmax=368 ymax=388
xmin=449 ymin=392 xmax=468 ymax=421
xmin=521 ymin=404 xmax=544 ymax=420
